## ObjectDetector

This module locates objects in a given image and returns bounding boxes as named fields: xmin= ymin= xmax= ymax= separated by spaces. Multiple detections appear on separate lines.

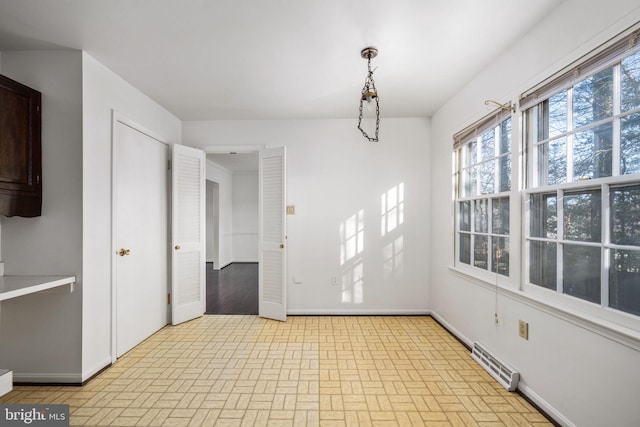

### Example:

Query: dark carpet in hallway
xmin=206 ymin=262 xmax=258 ymax=314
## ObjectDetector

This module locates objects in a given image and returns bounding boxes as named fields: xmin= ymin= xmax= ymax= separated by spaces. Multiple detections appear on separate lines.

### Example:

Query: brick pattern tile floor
xmin=0 ymin=316 xmax=552 ymax=426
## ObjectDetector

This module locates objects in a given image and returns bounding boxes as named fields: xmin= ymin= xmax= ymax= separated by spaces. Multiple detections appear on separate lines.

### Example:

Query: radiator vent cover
xmin=471 ymin=342 xmax=519 ymax=391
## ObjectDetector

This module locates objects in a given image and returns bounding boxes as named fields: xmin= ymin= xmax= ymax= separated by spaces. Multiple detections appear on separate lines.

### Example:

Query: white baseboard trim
xmin=429 ymin=311 xmax=473 ymax=348
xmin=12 ymin=372 xmax=83 ymax=384
xmin=287 ymin=308 xmax=430 ymax=315
xmin=82 ymin=356 xmax=112 ymax=383
xmin=430 ymin=309 xmax=570 ymax=427
xmin=518 ymin=382 xmax=575 ymax=427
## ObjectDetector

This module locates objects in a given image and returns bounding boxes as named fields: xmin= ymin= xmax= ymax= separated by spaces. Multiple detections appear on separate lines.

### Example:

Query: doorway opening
xmin=205 ymin=152 xmax=259 ymax=314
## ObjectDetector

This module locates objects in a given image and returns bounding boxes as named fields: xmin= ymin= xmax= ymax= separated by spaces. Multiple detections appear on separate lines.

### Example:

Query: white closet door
xmin=113 ymin=118 xmax=168 ymax=358
xmin=259 ymin=147 xmax=286 ymax=321
xmin=171 ymin=144 xmax=206 ymax=325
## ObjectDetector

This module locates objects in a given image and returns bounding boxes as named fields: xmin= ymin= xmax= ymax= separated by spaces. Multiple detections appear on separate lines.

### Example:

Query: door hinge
xmin=167 ymin=293 xmax=171 ymax=305
xmin=168 ymin=160 xmax=172 ymax=171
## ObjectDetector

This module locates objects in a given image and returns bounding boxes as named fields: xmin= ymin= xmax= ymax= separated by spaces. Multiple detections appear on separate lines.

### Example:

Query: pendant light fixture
xmin=357 ymin=47 xmax=380 ymax=142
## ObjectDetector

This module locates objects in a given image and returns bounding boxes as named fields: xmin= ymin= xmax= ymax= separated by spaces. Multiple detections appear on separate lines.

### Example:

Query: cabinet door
xmin=0 ymin=74 xmax=42 ymax=217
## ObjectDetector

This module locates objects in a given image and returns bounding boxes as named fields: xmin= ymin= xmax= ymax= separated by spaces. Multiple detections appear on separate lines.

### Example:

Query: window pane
xmin=474 ymin=235 xmax=488 ymax=269
xmin=621 ymin=112 xmax=640 ymax=175
xmin=530 ymin=241 xmax=557 ymax=290
xmin=459 ymin=201 xmax=471 ymax=232
xmin=538 ymin=137 xmax=567 ymax=186
xmin=474 ymin=199 xmax=488 ymax=233
xmin=499 ymin=118 xmax=511 ymax=155
xmin=610 ymin=184 xmax=640 ymax=246
xmin=492 ymin=236 xmax=509 ymax=276
xmin=548 ymin=91 xmax=567 ymax=138
xmin=469 ymin=139 xmax=478 ymax=165
xmin=610 ymin=249 xmax=640 ymax=316
xmin=573 ymin=67 xmax=614 ymax=129
xmin=492 ymin=197 xmax=509 ymax=235
xmin=537 ymin=102 xmax=549 ymax=142
xmin=464 ymin=165 xmax=479 ymax=197
xmin=563 ymin=244 xmax=601 ymax=304
xmin=621 ymin=50 xmax=640 ymax=112
xmin=480 ymin=129 xmax=495 ymax=161
xmin=499 ymin=155 xmax=511 ymax=192
xmin=530 ymin=193 xmax=557 ymax=238
xmin=564 ymin=190 xmax=601 ymax=242
xmin=459 ymin=234 xmax=471 ymax=265
xmin=573 ymin=122 xmax=613 ymax=180
xmin=479 ymin=160 xmax=495 ymax=194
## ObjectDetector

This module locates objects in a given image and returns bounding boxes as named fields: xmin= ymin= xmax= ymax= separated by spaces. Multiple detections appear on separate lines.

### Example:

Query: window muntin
xmin=455 ymin=116 xmax=512 ymax=277
xmin=525 ymin=47 xmax=640 ymax=318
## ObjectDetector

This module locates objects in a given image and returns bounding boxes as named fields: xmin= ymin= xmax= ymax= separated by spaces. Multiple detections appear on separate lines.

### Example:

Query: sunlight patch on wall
xmin=340 ymin=209 xmax=365 ymax=265
xmin=342 ymin=261 xmax=364 ymax=304
xmin=381 ymin=183 xmax=404 ymax=236
xmin=340 ymin=209 xmax=365 ymax=304
xmin=383 ymin=235 xmax=404 ymax=279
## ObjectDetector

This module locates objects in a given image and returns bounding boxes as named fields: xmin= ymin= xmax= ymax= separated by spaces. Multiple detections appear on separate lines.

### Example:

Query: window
xmin=454 ymin=113 xmax=512 ymax=277
xmin=524 ymin=37 xmax=640 ymax=318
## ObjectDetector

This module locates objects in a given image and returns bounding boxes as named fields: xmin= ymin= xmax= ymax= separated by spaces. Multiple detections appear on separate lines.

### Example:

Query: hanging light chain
xmin=357 ymin=49 xmax=380 ymax=142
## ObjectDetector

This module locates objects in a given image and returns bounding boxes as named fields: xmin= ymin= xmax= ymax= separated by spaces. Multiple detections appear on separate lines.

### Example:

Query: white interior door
xmin=113 ymin=118 xmax=169 ymax=358
xmin=171 ymin=144 xmax=206 ymax=325
xmin=259 ymin=147 xmax=286 ymax=321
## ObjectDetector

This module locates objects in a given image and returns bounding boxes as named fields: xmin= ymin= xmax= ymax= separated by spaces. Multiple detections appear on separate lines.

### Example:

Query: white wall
xmin=232 ymin=171 xmax=259 ymax=262
xmin=206 ymin=160 xmax=233 ymax=269
xmin=0 ymin=50 xmax=83 ymax=381
xmin=184 ymin=118 xmax=430 ymax=313
xmin=430 ymin=1 xmax=640 ymax=426
xmin=81 ymin=52 xmax=182 ymax=380
xmin=206 ymin=180 xmax=217 ymax=263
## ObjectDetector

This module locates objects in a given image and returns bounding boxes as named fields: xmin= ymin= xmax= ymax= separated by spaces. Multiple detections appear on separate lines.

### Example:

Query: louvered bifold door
xmin=171 ymin=144 xmax=206 ymax=325
xmin=259 ymin=147 xmax=287 ymax=321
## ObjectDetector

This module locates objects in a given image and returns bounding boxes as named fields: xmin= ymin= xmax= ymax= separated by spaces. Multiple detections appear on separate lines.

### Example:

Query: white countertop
xmin=0 ymin=275 xmax=76 ymax=302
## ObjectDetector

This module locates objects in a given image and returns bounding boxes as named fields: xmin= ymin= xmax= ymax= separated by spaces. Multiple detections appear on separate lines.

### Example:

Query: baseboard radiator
xmin=471 ymin=342 xmax=519 ymax=391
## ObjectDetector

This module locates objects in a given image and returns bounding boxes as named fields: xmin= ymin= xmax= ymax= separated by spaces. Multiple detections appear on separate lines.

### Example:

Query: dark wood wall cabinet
xmin=0 ymin=74 xmax=42 ymax=217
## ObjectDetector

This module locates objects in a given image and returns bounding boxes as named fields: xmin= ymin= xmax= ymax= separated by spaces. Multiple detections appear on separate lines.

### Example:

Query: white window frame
xmin=522 ymin=28 xmax=640 ymax=331
xmin=453 ymin=110 xmax=518 ymax=285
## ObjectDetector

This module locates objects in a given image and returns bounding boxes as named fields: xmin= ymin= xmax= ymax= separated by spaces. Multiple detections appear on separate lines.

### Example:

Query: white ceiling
xmin=0 ymin=0 xmax=562 ymax=121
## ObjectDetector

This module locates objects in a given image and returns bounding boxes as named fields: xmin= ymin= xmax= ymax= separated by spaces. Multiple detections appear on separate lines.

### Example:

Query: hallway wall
xmin=232 ymin=171 xmax=259 ymax=262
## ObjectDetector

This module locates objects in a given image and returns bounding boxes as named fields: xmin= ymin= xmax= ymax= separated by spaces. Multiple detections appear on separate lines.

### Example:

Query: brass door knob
xmin=279 ymin=244 xmax=284 ymax=249
xmin=118 ymin=248 xmax=131 ymax=256
xmin=175 ymin=245 xmax=181 ymax=250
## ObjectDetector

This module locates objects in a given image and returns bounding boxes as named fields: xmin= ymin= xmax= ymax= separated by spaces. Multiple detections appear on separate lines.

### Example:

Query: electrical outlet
xmin=518 ymin=320 xmax=529 ymax=340
xmin=331 ymin=276 xmax=339 ymax=286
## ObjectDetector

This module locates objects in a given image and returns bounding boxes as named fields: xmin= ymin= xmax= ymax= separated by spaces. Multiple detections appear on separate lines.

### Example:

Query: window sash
xmin=520 ymin=28 xmax=640 ymax=111
xmin=453 ymin=107 xmax=512 ymax=151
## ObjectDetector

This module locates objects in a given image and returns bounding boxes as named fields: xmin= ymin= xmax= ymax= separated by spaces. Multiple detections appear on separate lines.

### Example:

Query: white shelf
xmin=0 ymin=275 xmax=75 ymax=302
xmin=0 ymin=275 xmax=76 ymax=397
